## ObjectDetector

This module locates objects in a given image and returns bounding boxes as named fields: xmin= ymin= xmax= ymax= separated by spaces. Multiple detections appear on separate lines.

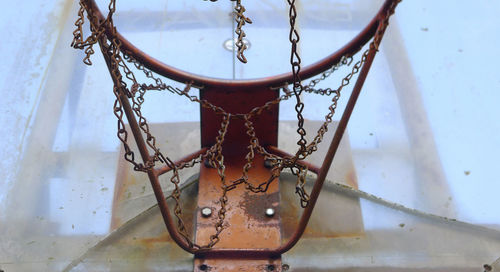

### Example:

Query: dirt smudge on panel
xmin=239 ymin=191 xmax=279 ymax=222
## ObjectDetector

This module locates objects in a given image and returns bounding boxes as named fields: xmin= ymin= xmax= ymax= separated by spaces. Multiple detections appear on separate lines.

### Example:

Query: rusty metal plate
xmin=193 ymin=258 xmax=281 ymax=272
xmin=194 ymin=153 xmax=282 ymax=271
xmin=200 ymin=86 xmax=279 ymax=149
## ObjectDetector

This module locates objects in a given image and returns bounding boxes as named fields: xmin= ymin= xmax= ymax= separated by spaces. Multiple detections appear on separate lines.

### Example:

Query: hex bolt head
xmin=201 ymin=207 xmax=212 ymax=218
xmin=265 ymin=208 xmax=275 ymax=217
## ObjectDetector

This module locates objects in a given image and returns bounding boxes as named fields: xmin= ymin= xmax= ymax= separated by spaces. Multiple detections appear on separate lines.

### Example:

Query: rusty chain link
xmin=206 ymin=113 xmax=231 ymax=247
xmin=286 ymin=0 xmax=308 ymax=159
xmin=303 ymin=55 xmax=353 ymax=93
xmin=72 ymin=0 xmax=402 ymax=248
xmin=234 ymin=0 xmax=252 ymax=63
xmin=202 ymin=0 xmax=251 ymax=63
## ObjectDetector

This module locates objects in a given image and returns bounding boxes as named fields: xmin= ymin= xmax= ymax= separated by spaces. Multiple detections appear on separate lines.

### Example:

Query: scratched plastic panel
xmin=1 ymin=0 xmax=500 ymax=271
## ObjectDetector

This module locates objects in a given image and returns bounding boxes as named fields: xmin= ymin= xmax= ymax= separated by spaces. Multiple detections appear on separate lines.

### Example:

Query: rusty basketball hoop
xmin=71 ymin=0 xmax=402 ymax=270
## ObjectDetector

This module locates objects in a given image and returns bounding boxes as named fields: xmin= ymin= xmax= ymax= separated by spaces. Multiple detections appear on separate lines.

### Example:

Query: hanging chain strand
xmin=287 ymin=0 xmax=308 ymax=159
xmin=234 ymin=0 xmax=252 ymax=63
xmin=73 ymin=0 xmax=402 ymax=249
xmin=206 ymin=113 xmax=231 ymax=247
xmin=71 ymin=1 xmax=101 ymax=65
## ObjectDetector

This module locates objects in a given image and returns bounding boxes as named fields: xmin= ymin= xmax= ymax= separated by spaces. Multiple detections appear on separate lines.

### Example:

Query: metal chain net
xmin=71 ymin=0 xmax=402 ymax=249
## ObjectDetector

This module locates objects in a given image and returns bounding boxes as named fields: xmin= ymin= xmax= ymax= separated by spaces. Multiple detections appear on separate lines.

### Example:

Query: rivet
xmin=223 ymin=37 xmax=251 ymax=51
xmin=266 ymin=264 xmax=275 ymax=271
xmin=265 ymin=208 xmax=275 ymax=217
xmin=201 ymin=207 xmax=212 ymax=218
xmin=264 ymin=159 xmax=274 ymax=169
xmin=204 ymin=159 xmax=213 ymax=168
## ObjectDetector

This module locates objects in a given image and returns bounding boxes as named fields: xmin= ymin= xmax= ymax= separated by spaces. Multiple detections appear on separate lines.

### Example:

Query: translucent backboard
xmin=1 ymin=0 xmax=499 ymax=271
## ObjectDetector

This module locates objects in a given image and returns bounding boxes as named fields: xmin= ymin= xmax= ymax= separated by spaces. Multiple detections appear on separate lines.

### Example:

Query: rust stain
xmin=137 ymin=232 xmax=172 ymax=248
xmin=345 ymin=168 xmax=359 ymax=188
xmin=239 ymin=191 xmax=279 ymax=222
xmin=280 ymin=187 xmax=300 ymax=240
xmin=195 ymin=153 xmax=281 ymax=250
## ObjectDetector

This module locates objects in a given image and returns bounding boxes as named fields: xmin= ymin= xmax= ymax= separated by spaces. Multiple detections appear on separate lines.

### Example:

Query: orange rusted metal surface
xmin=194 ymin=152 xmax=282 ymax=271
xmin=194 ymin=258 xmax=281 ymax=272
xmin=194 ymin=81 xmax=282 ymax=270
